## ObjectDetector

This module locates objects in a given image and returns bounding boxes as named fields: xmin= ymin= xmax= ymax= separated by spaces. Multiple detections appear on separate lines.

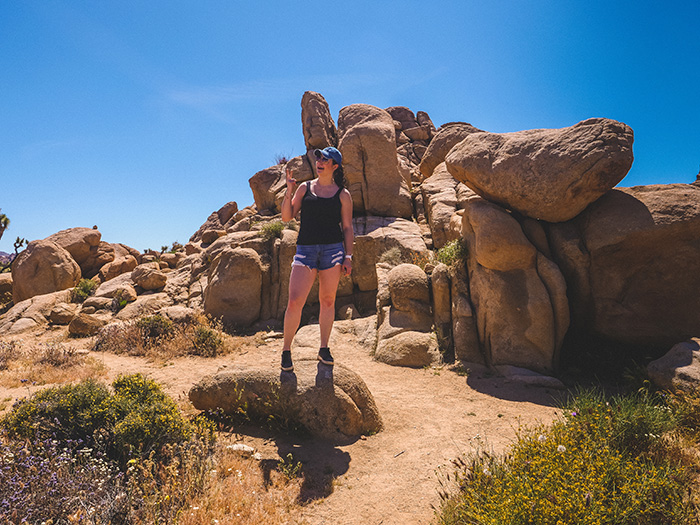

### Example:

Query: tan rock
xmin=12 ymin=240 xmax=81 ymax=303
xmin=301 ymin=91 xmax=338 ymax=150
xmin=548 ymin=184 xmax=700 ymax=347
xmin=115 ymin=292 xmax=172 ymax=320
xmin=0 ymin=290 xmax=71 ymax=333
xmin=249 ymin=164 xmax=285 ymax=213
xmin=647 ymin=339 xmax=700 ymax=392
xmin=98 ymin=255 xmax=138 ymax=282
xmin=132 ymin=263 xmax=167 ymax=290
xmin=49 ymin=302 xmax=79 ymax=325
xmin=0 ymin=273 xmax=12 ymax=296
xmin=387 ymin=264 xmax=430 ymax=313
xmin=189 ymin=360 xmax=382 ymax=439
xmin=189 ymin=202 xmax=239 ymax=243
xmin=445 ymin=118 xmax=634 ymax=222
xmin=45 ymin=227 xmax=101 ymax=267
xmin=338 ymin=104 xmax=413 ymax=218
xmin=203 ymin=247 xmax=262 ymax=326
xmin=375 ymin=330 xmax=440 ymax=368
xmin=68 ymin=313 xmax=107 ymax=337
xmin=418 ymin=122 xmax=484 ymax=179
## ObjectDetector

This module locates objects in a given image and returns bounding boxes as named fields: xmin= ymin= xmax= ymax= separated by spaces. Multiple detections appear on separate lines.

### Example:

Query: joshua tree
xmin=0 ymin=209 xmax=8 ymax=241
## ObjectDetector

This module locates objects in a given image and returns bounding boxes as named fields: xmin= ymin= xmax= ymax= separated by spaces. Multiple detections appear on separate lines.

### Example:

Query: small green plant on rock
xmin=259 ymin=220 xmax=291 ymax=241
xmin=436 ymin=239 xmax=468 ymax=267
xmin=70 ymin=278 xmax=98 ymax=303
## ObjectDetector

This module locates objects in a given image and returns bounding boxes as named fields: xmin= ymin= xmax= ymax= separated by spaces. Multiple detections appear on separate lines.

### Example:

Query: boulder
xmin=98 ymin=255 xmax=138 ymax=282
xmin=201 ymin=229 xmax=227 ymax=245
xmin=462 ymin=197 xmax=569 ymax=372
xmin=647 ymin=339 xmax=700 ymax=392
xmin=301 ymin=91 xmax=338 ymax=150
xmin=418 ymin=122 xmax=484 ymax=179
xmin=189 ymin=202 xmax=239 ymax=243
xmin=449 ymin=261 xmax=482 ymax=364
xmin=12 ymin=240 xmax=81 ymax=303
xmin=375 ymin=330 xmax=440 ymax=368
xmin=80 ymin=241 xmax=116 ymax=278
xmin=189 ymin=360 xmax=383 ymax=439
xmin=351 ymin=217 xmax=430 ymax=293
xmin=421 ymin=163 xmax=476 ymax=249
xmin=131 ymin=263 xmax=167 ymax=290
xmin=547 ymin=184 xmax=700 ymax=348
xmin=445 ymin=118 xmax=634 ymax=222
xmin=68 ymin=313 xmax=107 ymax=337
xmin=115 ymin=292 xmax=172 ymax=320
xmin=249 ymin=164 xmax=285 ymax=213
xmin=337 ymin=104 xmax=413 ymax=218
xmin=203 ymin=247 xmax=263 ymax=326
xmin=45 ymin=227 xmax=102 ymax=268
xmin=49 ymin=302 xmax=79 ymax=325
xmin=0 ymin=290 xmax=71 ymax=333
xmin=387 ymin=264 xmax=430 ymax=313
xmin=0 ymin=273 xmax=12 ymax=297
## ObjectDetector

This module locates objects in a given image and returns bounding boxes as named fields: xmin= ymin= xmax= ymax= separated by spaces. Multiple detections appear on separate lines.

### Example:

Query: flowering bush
xmin=438 ymin=389 xmax=698 ymax=524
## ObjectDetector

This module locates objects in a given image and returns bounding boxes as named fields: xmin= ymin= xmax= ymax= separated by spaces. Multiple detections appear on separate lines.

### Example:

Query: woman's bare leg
xmin=317 ymin=264 xmax=342 ymax=348
xmin=283 ymin=264 xmax=317 ymax=351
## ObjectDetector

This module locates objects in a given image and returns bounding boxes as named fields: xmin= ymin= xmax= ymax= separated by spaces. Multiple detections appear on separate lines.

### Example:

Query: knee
xmin=318 ymin=294 xmax=336 ymax=309
xmin=287 ymin=293 xmax=306 ymax=311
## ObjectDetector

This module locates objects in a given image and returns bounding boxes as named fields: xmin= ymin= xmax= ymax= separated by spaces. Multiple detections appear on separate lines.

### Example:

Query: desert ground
xmin=0 ymin=316 xmax=565 ymax=525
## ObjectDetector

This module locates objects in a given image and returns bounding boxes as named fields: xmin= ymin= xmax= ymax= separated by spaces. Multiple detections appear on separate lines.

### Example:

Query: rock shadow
xmin=465 ymin=373 xmax=564 ymax=407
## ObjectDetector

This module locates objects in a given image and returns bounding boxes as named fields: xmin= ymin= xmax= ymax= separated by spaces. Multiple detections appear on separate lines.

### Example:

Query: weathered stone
xmin=418 ymin=122 xmax=484 ymax=179
xmin=115 ymin=292 xmax=172 ymax=320
xmin=445 ymin=118 xmax=634 ymax=222
xmin=249 ymin=164 xmax=285 ymax=213
xmin=375 ymin=330 xmax=440 ymax=368
xmin=12 ymin=240 xmax=81 ymax=303
xmin=203 ymin=247 xmax=262 ymax=327
xmin=338 ymin=104 xmax=413 ymax=218
xmin=132 ymin=264 xmax=167 ymax=290
xmin=387 ymin=264 xmax=430 ymax=313
xmin=302 ymin=91 xmax=337 ymax=150
xmin=98 ymin=255 xmax=138 ymax=282
xmin=68 ymin=313 xmax=106 ymax=337
xmin=647 ymin=339 xmax=700 ymax=392
xmin=189 ymin=202 xmax=239 ymax=243
xmin=189 ymin=360 xmax=383 ymax=439
xmin=45 ymin=227 xmax=101 ymax=268
xmin=49 ymin=302 xmax=79 ymax=325
xmin=547 ymin=184 xmax=700 ymax=347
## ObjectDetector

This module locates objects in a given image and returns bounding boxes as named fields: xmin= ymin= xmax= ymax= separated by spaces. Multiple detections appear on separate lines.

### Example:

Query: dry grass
xmin=0 ymin=340 xmax=107 ymax=388
xmin=178 ymin=440 xmax=304 ymax=525
xmin=92 ymin=312 xmax=234 ymax=360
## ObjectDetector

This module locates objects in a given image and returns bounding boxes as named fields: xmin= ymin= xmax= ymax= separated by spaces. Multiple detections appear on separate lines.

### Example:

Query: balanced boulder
xmin=445 ymin=118 xmax=634 ymax=222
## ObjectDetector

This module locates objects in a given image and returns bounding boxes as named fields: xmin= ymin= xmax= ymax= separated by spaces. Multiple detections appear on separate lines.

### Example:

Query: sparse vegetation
xmin=93 ymin=312 xmax=229 ymax=358
xmin=70 ymin=278 xmax=98 ymax=303
xmin=379 ymin=246 xmax=404 ymax=267
xmin=438 ymin=388 xmax=700 ymax=524
xmin=435 ymin=239 xmax=468 ymax=267
xmin=258 ymin=219 xmax=294 ymax=241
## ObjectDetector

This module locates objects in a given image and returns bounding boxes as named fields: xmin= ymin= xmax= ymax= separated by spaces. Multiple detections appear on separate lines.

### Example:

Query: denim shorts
xmin=292 ymin=242 xmax=345 ymax=271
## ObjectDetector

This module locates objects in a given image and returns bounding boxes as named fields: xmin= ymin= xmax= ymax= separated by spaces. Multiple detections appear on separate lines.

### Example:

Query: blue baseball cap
xmin=314 ymin=147 xmax=342 ymax=165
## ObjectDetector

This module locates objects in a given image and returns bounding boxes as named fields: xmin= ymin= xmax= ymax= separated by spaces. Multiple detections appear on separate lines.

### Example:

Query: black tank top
xmin=296 ymin=183 xmax=344 ymax=245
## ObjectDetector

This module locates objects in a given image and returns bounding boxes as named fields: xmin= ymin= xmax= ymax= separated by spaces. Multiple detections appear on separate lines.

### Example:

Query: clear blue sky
xmin=1 ymin=1 xmax=698 ymax=253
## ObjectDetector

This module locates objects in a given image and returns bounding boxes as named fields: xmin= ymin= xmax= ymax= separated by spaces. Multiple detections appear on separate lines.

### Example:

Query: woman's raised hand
xmin=286 ymin=168 xmax=297 ymax=192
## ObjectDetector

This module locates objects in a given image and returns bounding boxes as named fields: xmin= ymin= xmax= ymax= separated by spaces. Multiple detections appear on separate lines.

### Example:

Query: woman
xmin=279 ymin=146 xmax=354 ymax=372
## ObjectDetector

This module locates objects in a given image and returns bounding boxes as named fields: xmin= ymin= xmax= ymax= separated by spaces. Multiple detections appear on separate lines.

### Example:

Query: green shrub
xmin=70 ymin=278 xmax=98 ymax=303
xmin=438 ymin=389 xmax=695 ymax=525
xmin=378 ymin=247 xmax=403 ymax=267
xmin=191 ymin=325 xmax=223 ymax=357
xmin=136 ymin=314 xmax=175 ymax=343
xmin=259 ymin=220 xmax=287 ymax=241
xmin=1 ymin=379 xmax=114 ymax=442
xmin=436 ymin=239 xmax=468 ymax=267
xmin=1 ymin=374 xmax=194 ymax=461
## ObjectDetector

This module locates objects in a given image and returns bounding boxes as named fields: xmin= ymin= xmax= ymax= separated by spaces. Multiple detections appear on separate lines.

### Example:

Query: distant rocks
xmin=12 ymin=240 xmax=81 ymax=303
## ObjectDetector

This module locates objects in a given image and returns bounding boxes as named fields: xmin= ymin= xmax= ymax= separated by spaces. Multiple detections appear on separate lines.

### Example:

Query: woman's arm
xmin=281 ymin=168 xmax=306 ymax=222
xmin=340 ymin=188 xmax=354 ymax=275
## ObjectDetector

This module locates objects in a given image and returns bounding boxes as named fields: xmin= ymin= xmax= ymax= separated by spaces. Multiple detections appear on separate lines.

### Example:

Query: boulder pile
xmin=2 ymin=90 xmax=699 ymax=388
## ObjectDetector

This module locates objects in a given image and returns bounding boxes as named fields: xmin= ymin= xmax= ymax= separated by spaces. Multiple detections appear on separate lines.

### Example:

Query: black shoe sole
xmin=317 ymin=355 xmax=334 ymax=366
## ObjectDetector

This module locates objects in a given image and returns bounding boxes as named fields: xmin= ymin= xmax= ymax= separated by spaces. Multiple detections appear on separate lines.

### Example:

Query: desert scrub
xmin=0 ymin=341 xmax=106 ymax=388
xmin=0 ymin=437 xmax=129 ymax=523
xmin=436 ymin=239 xmax=468 ymax=267
xmin=379 ymin=246 xmax=404 ymax=267
xmin=93 ymin=313 xmax=230 ymax=358
xmin=438 ymin=388 xmax=697 ymax=525
xmin=136 ymin=313 xmax=175 ymax=342
xmin=70 ymin=277 xmax=98 ymax=303
xmin=1 ymin=374 xmax=196 ymax=461
xmin=258 ymin=219 xmax=294 ymax=241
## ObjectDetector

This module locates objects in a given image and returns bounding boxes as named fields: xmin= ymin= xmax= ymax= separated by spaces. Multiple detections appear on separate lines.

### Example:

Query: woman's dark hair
xmin=332 ymin=163 xmax=345 ymax=189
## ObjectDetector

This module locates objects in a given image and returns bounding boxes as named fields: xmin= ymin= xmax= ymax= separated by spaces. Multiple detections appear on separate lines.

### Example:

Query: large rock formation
xmin=338 ymin=104 xmax=413 ymax=218
xmin=302 ymin=91 xmax=337 ymax=150
xmin=189 ymin=360 xmax=383 ymax=439
xmin=461 ymin=197 xmax=569 ymax=372
xmin=418 ymin=122 xmax=483 ymax=179
xmin=547 ymin=183 xmax=700 ymax=348
xmin=445 ymin=118 xmax=634 ymax=222
xmin=12 ymin=240 xmax=81 ymax=303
